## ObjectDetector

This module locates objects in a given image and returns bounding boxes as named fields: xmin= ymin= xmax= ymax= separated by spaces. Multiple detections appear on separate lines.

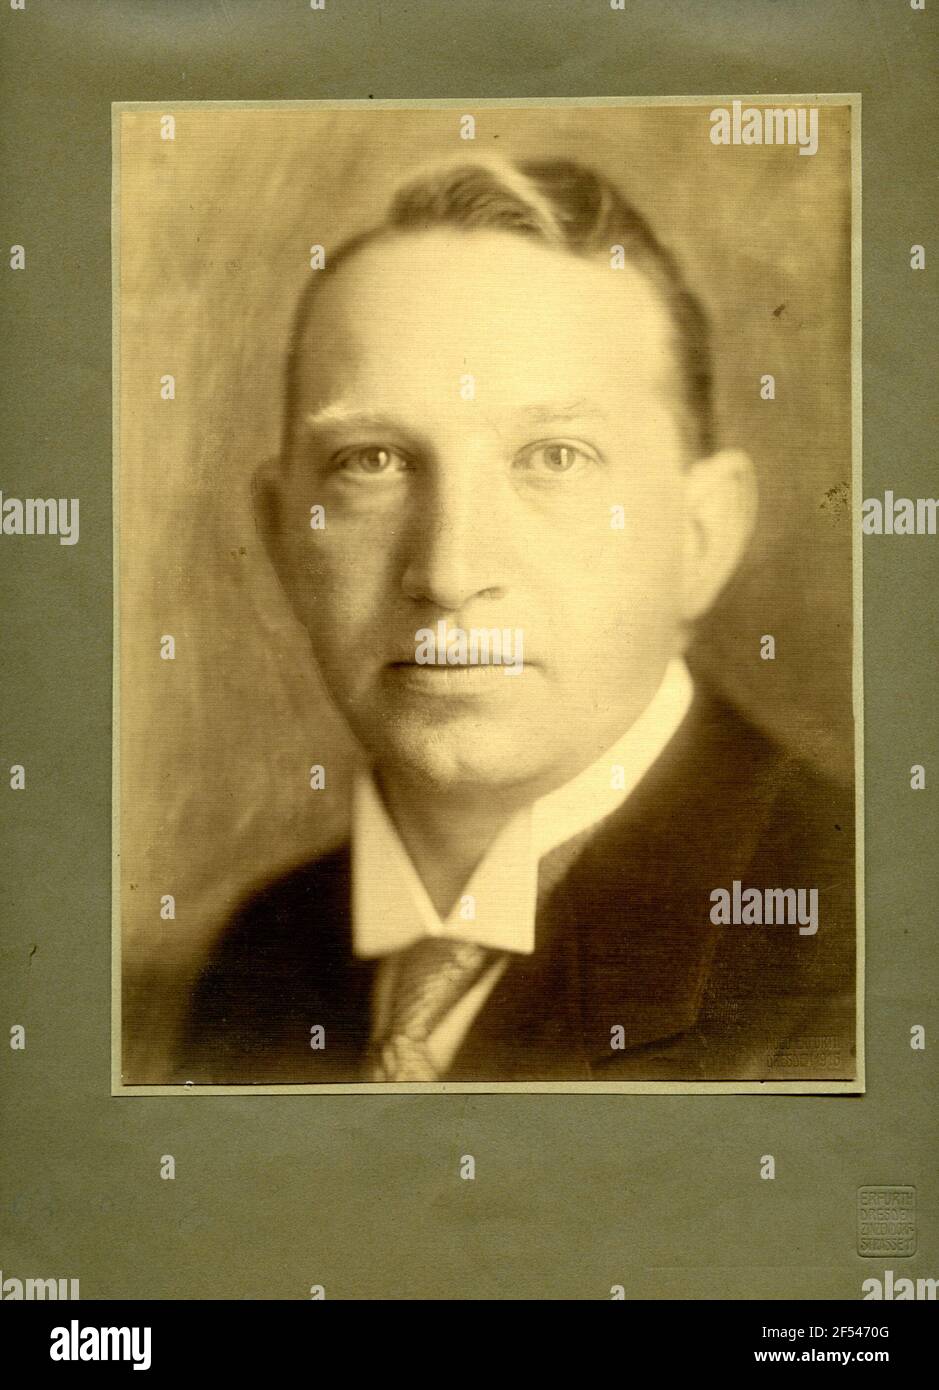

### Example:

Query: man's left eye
xmin=334 ymin=445 xmax=411 ymax=476
xmin=515 ymin=441 xmax=596 ymax=476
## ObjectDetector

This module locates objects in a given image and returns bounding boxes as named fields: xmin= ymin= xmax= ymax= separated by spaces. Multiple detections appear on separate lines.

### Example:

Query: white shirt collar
xmin=352 ymin=656 xmax=694 ymax=959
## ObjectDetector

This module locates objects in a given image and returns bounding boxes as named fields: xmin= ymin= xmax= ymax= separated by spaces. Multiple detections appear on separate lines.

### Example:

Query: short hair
xmin=283 ymin=155 xmax=715 ymax=461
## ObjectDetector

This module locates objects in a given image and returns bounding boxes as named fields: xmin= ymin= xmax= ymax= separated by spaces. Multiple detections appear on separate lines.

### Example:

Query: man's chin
xmin=357 ymin=716 xmax=558 ymax=797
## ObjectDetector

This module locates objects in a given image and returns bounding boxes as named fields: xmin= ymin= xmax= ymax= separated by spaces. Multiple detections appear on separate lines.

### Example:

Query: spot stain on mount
xmin=771 ymin=302 xmax=805 ymax=333
xmin=820 ymin=482 xmax=850 ymax=521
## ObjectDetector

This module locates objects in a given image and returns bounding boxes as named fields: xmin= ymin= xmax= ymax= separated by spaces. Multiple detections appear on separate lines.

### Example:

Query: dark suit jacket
xmin=176 ymin=687 xmax=857 ymax=1084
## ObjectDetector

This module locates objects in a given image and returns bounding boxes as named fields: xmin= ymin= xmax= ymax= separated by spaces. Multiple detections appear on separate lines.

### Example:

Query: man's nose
xmin=400 ymin=463 xmax=508 ymax=610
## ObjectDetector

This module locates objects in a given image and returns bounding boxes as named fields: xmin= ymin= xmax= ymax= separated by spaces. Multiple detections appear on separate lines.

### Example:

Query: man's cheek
xmin=611 ymin=536 xmax=680 ymax=605
xmin=308 ymin=563 xmax=393 ymax=654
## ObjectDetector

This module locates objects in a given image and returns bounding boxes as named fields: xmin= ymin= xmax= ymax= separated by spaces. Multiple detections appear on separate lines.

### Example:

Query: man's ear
xmin=678 ymin=448 xmax=757 ymax=623
xmin=251 ymin=456 xmax=293 ymax=597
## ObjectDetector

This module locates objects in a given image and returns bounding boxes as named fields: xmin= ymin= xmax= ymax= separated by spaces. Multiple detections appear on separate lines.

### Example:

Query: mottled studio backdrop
xmin=117 ymin=102 xmax=853 ymax=1081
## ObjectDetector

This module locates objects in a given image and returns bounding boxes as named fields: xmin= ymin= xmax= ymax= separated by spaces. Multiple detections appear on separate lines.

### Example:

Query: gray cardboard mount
xmin=0 ymin=0 xmax=935 ymax=1299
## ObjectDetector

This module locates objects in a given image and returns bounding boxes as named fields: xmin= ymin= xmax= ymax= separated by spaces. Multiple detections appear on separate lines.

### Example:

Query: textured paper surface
xmin=0 ymin=0 xmax=935 ymax=1300
xmin=112 ymin=95 xmax=863 ymax=1095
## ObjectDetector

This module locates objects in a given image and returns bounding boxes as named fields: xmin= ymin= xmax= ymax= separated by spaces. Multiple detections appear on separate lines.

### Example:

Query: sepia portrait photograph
xmin=113 ymin=97 xmax=861 ymax=1093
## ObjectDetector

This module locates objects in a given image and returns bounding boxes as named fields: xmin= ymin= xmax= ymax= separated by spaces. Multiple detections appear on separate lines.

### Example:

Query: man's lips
xmin=385 ymin=659 xmax=536 ymax=669
xmin=381 ymin=660 xmax=533 ymax=694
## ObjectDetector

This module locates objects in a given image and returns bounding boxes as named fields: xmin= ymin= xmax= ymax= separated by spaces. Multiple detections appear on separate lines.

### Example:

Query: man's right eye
xmin=334 ymin=445 xmax=411 ymax=476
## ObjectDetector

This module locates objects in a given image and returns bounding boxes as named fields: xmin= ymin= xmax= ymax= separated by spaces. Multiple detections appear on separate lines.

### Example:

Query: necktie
xmin=365 ymin=937 xmax=500 ymax=1081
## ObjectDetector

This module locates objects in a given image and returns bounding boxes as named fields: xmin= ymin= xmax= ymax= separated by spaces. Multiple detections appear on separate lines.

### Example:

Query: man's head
xmin=264 ymin=156 xmax=755 ymax=805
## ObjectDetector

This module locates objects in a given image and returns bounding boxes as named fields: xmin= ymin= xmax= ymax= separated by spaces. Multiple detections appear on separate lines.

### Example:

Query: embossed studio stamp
xmin=857 ymin=1187 xmax=916 ymax=1258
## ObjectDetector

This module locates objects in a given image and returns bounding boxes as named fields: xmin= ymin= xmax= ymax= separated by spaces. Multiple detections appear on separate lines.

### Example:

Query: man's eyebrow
xmin=515 ymin=400 xmax=609 ymax=425
xmin=302 ymin=404 xmax=401 ymax=433
xmin=301 ymin=399 xmax=610 ymax=434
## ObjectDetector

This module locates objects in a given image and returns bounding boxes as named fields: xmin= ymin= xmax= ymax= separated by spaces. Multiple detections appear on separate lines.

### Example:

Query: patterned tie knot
xmin=365 ymin=936 xmax=498 ymax=1082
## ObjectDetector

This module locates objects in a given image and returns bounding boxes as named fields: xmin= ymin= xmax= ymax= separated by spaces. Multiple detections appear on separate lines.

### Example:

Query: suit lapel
xmin=445 ymin=689 xmax=784 ymax=1080
xmin=292 ymin=846 xmax=377 ymax=1077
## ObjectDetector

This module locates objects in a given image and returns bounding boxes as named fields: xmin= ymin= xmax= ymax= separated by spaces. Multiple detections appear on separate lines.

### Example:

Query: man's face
xmin=276 ymin=228 xmax=693 ymax=801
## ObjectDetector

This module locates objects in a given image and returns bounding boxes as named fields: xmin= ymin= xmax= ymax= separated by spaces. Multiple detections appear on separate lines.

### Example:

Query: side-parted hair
xmin=283 ymin=155 xmax=715 ymax=461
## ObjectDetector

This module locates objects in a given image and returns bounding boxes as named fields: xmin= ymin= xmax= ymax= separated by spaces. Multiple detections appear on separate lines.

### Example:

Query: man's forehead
xmin=293 ymin=229 xmax=677 ymax=417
